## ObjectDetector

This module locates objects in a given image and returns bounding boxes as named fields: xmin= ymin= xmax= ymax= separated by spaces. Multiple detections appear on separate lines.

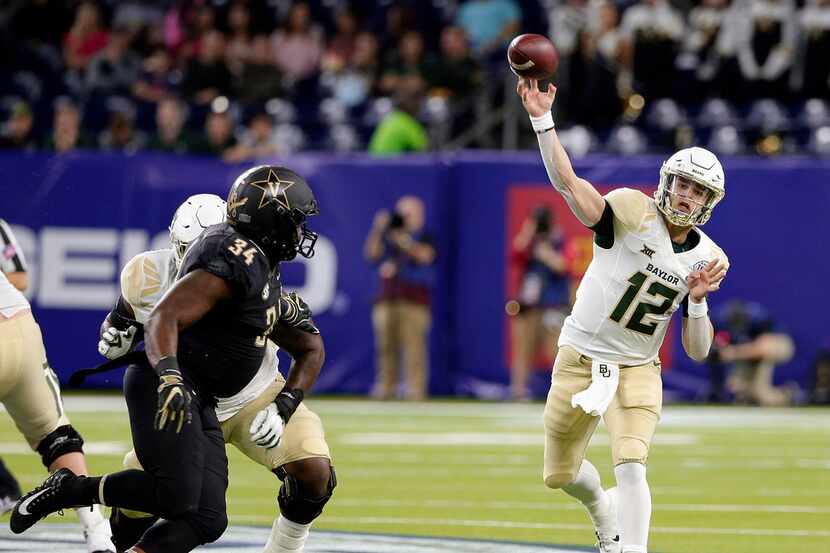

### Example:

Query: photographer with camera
xmin=364 ymin=196 xmax=437 ymax=400
xmin=508 ymin=206 xmax=571 ymax=401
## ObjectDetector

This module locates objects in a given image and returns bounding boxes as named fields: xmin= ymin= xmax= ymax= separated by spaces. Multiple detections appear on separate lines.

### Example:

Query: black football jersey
xmin=176 ymin=223 xmax=281 ymax=398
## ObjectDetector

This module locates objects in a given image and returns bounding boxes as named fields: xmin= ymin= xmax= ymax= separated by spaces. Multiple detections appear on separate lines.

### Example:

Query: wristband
xmin=275 ymin=388 xmax=304 ymax=422
xmin=154 ymin=355 xmax=180 ymax=375
xmin=687 ymin=297 xmax=708 ymax=319
xmin=530 ymin=111 xmax=555 ymax=134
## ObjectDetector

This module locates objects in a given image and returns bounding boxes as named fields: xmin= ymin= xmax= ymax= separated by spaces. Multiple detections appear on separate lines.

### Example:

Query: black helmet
xmin=226 ymin=165 xmax=319 ymax=262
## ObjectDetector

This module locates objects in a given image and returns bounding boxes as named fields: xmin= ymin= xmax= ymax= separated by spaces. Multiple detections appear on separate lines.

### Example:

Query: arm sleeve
xmin=589 ymin=201 xmax=615 ymax=249
xmin=0 ymin=219 xmax=27 ymax=273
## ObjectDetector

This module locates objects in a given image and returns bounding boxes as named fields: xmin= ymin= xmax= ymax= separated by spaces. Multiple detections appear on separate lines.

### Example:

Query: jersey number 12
xmin=610 ymin=271 xmax=679 ymax=336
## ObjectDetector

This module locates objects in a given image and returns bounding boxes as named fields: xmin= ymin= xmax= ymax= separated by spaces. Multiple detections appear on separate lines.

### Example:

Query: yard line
xmin=318 ymin=516 xmax=830 ymax=537
xmin=328 ymin=497 xmax=830 ymax=514
xmin=338 ymin=432 xmax=698 ymax=447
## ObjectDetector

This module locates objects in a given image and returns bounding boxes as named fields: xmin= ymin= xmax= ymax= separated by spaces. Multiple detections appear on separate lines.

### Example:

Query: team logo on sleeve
xmin=262 ymin=282 xmax=270 ymax=300
xmin=690 ymin=259 xmax=709 ymax=272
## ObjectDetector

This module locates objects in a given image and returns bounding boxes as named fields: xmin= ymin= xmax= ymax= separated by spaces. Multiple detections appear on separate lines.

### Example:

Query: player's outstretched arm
xmin=249 ymin=323 xmax=325 ymax=447
xmin=682 ymin=259 xmax=727 ymax=361
xmin=145 ymin=270 xmax=232 ymax=367
xmin=517 ymin=78 xmax=605 ymax=227
xmin=270 ymin=322 xmax=325 ymax=395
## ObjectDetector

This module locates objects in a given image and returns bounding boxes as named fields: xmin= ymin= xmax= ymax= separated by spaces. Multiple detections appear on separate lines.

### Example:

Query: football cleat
xmin=9 ymin=468 xmax=78 ymax=534
xmin=594 ymin=486 xmax=621 ymax=553
xmin=83 ymin=515 xmax=116 ymax=553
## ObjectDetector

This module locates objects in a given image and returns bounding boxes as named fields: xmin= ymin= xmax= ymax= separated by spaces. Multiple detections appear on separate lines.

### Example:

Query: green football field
xmin=1 ymin=394 xmax=828 ymax=553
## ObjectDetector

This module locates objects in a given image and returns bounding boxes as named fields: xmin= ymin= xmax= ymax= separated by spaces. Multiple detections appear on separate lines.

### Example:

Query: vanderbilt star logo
xmin=640 ymin=244 xmax=655 ymax=259
xmin=249 ymin=168 xmax=294 ymax=210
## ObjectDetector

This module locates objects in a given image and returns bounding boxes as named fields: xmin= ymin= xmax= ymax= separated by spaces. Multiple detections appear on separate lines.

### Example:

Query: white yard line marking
xmin=328 ymin=498 xmax=830 ymax=514
xmin=320 ymin=516 xmax=830 ymax=537
xmin=338 ymin=432 xmax=698 ymax=447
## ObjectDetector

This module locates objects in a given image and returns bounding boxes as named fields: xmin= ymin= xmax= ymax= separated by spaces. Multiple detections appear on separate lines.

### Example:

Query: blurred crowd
xmin=0 ymin=0 xmax=828 ymax=157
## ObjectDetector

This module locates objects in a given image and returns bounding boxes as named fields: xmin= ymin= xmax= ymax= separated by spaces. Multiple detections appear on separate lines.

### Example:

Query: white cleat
xmin=594 ymin=486 xmax=621 ymax=553
xmin=83 ymin=516 xmax=116 ymax=553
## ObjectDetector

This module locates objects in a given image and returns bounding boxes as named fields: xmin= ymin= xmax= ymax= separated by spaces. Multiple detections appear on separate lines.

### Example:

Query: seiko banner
xmin=1 ymin=152 xmax=826 ymax=398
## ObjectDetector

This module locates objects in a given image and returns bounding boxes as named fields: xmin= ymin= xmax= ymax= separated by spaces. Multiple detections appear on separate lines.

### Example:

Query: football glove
xmin=249 ymin=403 xmax=284 ymax=449
xmin=249 ymin=388 xmax=304 ymax=449
xmin=97 ymin=325 xmax=137 ymax=359
xmin=154 ymin=359 xmax=192 ymax=434
xmin=279 ymin=292 xmax=319 ymax=334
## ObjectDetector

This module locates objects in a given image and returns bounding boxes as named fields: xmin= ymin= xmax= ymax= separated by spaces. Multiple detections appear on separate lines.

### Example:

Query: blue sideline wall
xmin=1 ymin=151 xmax=826 ymax=399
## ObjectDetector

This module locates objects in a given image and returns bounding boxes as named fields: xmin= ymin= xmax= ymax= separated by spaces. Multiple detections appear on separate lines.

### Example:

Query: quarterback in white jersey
xmin=97 ymin=195 xmax=332 ymax=553
xmin=518 ymin=78 xmax=727 ymax=553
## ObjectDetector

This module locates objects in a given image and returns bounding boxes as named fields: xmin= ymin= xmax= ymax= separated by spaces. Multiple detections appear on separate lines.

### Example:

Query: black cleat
xmin=9 ymin=468 xmax=78 ymax=534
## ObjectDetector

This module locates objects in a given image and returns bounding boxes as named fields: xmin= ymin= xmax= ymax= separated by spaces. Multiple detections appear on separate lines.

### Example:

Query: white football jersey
xmin=119 ymin=248 xmax=280 ymax=418
xmin=559 ymin=188 xmax=728 ymax=365
xmin=0 ymin=219 xmax=30 ymax=317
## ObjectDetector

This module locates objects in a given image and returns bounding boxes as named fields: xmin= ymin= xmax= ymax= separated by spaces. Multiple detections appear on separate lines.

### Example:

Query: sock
xmin=615 ymin=462 xmax=651 ymax=551
xmin=562 ymin=460 xmax=616 ymax=537
xmin=66 ymin=475 xmax=103 ymax=506
xmin=76 ymin=504 xmax=107 ymax=529
xmin=263 ymin=515 xmax=311 ymax=552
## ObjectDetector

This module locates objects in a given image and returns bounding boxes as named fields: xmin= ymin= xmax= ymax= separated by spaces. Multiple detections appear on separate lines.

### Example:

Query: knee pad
xmin=191 ymin=511 xmax=228 ymax=544
xmin=36 ymin=424 xmax=84 ymax=467
xmin=277 ymin=465 xmax=337 ymax=524
xmin=544 ymin=471 xmax=575 ymax=490
xmin=614 ymin=436 xmax=649 ymax=465
xmin=111 ymin=507 xmax=157 ymax=552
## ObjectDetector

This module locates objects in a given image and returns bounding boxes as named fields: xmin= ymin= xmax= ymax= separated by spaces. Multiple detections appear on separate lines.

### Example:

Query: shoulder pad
xmin=182 ymin=228 xmax=269 ymax=296
xmin=604 ymin=187 xmax=652 ymax=234
xmin=121 ymin=251 xmax=165 ymax=313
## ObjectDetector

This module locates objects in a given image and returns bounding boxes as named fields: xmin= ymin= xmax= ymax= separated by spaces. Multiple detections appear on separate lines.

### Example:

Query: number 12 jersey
xmin=559 ymin=188 xmax=728 ymax=366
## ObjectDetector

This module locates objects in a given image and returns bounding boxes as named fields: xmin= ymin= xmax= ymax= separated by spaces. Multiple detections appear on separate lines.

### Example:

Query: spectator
xmin=271 ymin=2 xmax=324 ymax=84
xmin=322 ymin=8 xmax=360 ymax=72
xmin=85 ymin=25 xmax=141 ymax=96
xmin=508 ymin=206 xmax=570 ymax=401
xmin=809 ymin=340 xmax=830 ymax=404
xmin=577 ymin=0 xmax=625 ymax=128
xmin=364 ymin=196 xmax=437 ymax=400
xmin=681 ymin=0 xmax=740 ymax=100
xmin=233 ymin=34 xmax=284 ymax=103
xmin=0 ymin=101 xmax=36 ymax=151
xmin=797 ymin=0 xmax=830 ymax=99
xmin=44 ymin=98 xmax=93 ymax=153
xmin=454 ymin=0 xmax=521 ymax=59
xmin=707 ymin=300 xmax=796 ymax=406
xmin=63 ymin=1 xmax=109 ymax=71
xmin=379 ymin=31 xmax=435 ymax=95
xmin=323 ymin=31 xmax=380 ymax=108
xmin=735 ymin=0 xmax=798 ymax=99
xmin=620 ymin=0 xmax=684 ymax=99
xmin=181 ymin=30 xmax=232 ymax=104
xmin=429 ymin=26 xmax=482 ymax=101
xmin=191 ymin=109 xmax=238 ymax=156
xmin=223 ymin=111 xmax=279 ymax=162
xmin=98 ymin=102 xmax=146 ymax=153
xmin=548 ymin=0 xmax=590 ymax=123
xmin=369 ymin=76 xmax=428 ymax=155
xmin=132 ymin=48 xmax=177 ymax=103
xmin=225 ymin=1 xmax=253 ymax=75
xmin=147 ymin=97 xmax=192 ymax=154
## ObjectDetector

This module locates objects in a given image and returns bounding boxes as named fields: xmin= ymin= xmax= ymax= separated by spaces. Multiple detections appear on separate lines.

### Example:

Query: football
xmin=507 ymin=34 xmax=559 ymax=80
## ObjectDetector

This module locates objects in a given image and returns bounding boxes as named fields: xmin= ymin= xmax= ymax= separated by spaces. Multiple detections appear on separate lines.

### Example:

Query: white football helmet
xmin=655 ymin=146 xmax=725 ymax=227
xmin=169 ymin=193 xmax=227 ymax=266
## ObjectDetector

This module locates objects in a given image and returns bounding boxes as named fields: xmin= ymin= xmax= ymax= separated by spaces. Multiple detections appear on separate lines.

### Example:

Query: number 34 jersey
xmin=559 ymin=188 xmax=729 ymax=366
xmin=177 ymin=222 xmax=281 ymax=399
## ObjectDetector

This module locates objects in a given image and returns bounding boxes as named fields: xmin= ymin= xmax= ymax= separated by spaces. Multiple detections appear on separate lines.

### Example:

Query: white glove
xmin=97 ymin=326 xmax=137 ymax=359
xmin=249 ymin=403 xmax=285 ymax=449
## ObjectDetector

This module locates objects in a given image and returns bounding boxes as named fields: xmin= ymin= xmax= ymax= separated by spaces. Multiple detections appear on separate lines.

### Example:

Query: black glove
xmin=279 ymin=292 xmax=319 ymax=334
xmin=274 ymin=388 xmax=304 ymax=423
xmin=153 ymin=357 xmax=192 ymax=434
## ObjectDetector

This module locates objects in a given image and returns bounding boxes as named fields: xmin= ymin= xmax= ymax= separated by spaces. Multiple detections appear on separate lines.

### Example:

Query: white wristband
xmin=687 ymin=297 xmax=708 ymax=319
xmin=530 ymin=111 xmax=554 ymax=133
